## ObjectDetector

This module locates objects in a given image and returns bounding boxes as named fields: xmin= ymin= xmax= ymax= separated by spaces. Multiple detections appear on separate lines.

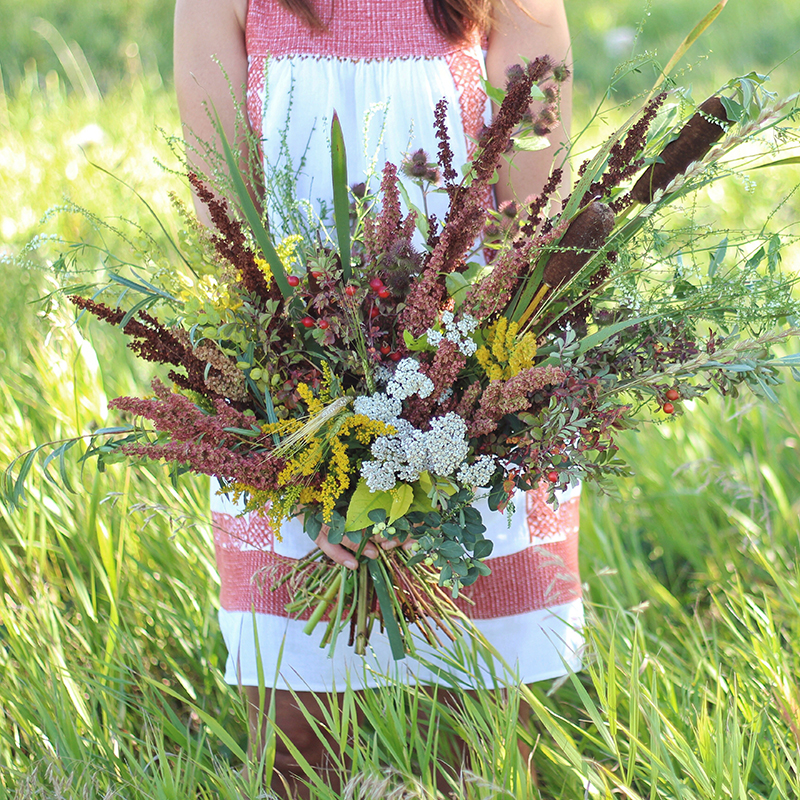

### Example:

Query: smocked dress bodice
xmin=244 ymin=0 xmax=490 ymax=230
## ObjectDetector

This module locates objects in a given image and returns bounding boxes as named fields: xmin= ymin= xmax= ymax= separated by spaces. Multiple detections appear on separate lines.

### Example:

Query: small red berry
xmin=378 ymin=287 xmax=391 ymax=299
xmin=666 ymin=388 xmax=680 ymax=402
xmin=662 ymin=402 xmax=675 ymax=414
xmin=369 ymin=277 xmax=384 ymax=291
xmin=301 ymin=316 xmax=315 ymax=328
xmin=287 ymin=275 xmax=300 ymax=287
xmin=389 ymin=351 xmax=402 ymax=361
xmin=380 ymin=344 xmax=392 ymax=355
xmin=345 ymin=285 xmax=357 ymax=297
xmin=370 ymin=307 xmax=380 ymax=319
xmin=547 ymin=471 xmax=559 ymax=483
xmin=311 ymin=271 xmax=323 ymax=279
xmin=317 ymin=319 xmax=330 ymax=330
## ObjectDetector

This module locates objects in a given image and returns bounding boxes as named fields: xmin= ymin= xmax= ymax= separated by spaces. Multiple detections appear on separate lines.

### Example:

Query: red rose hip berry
xmin=378 ymin=287 xmax=391 ymax=299
xmin=369 ymin=307 xmax=380 ymax=319
xmin=287 ymin=275 xmax=300 ymax=287
xmin=317 ymin=319 xmax=330 ymax=330
xmin=662 ymin=402 xmax=675 ymax=414
xmin=369 ymin=277 xmax=385 ymax=291
xmin=380 ymin=344 xmax=392 ymax=355
xmin=388 ymin=351 xmax=402 ymax=361
xmin=345 ymin=284 xmax=357 ymax=297
xmin=301 ymin=316 xmax=315 ymax=328
xmin=666 ymin=388 xmax=680 ymax=401
xmin=547 ymin=470 xmax=559 ymax=483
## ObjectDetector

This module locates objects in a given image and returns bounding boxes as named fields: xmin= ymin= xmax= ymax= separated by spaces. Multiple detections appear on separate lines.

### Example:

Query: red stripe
xmin=214 ymin=496 xmax=580 ymax=621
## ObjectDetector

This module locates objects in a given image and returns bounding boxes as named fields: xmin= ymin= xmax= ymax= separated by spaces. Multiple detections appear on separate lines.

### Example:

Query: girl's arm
xmin=485 ymin=0 xmax=572 ymax=206
xmin=174 ymin=0 xmax=249 ymax=226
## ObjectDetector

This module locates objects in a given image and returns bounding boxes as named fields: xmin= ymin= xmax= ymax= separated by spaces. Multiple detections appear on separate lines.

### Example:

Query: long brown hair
xmin=278 ymin=0 xmax=493 ymax=43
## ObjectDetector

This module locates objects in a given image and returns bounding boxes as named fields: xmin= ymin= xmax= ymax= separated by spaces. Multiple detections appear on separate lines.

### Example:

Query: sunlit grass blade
xmin=649 ymin=0 xmax=728 ymax=96
xmin=212 ymin=107 xmax=293 ymax=299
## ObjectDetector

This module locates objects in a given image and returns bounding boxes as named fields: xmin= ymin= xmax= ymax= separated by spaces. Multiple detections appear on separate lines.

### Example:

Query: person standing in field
xmin=174 ymin=0 xmax=578 ymax=795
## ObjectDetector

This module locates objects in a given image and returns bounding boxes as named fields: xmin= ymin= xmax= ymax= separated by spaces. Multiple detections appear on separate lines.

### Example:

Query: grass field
xmin=2 ymin=1 xmax=800 ymax=797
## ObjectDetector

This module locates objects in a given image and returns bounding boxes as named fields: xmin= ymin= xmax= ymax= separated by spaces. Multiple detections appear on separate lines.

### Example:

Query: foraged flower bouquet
xmin=7 ymin=47 xmax=800 ymax=659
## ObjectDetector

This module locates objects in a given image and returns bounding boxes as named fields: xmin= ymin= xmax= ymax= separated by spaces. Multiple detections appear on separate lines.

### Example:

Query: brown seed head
xmin=542 ymin=202 xmax=615 ymax=289
xmin=630 ymin=96 xmax=729 ymax=204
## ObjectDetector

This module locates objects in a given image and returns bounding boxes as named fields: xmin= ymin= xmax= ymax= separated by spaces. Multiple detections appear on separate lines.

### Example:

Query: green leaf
xmin=402 ymin=330 xmax=431 ymax=351
xmin=441 ymin=522 xmax=463 ymax=538
xmin=480 ymin=77 xmax=506 ymax=106
xmin=445 ymin=272 xmax=472 ymax=306
xmin=575 ymin=316 xmax=657 ymax=357
xmin=708 ymin=236 xmax=728 ymax=277
xmin=439 ymin=541 xmax=464 ymax=559
xmin=389 ymin=483 xmax=414 ymax=523
xmin=512 ymin=133 xmax=550 ymax=152
xmin=720 ymin=96 xmax=744 ymax=123
xmin=330 ymin=112 xmax=352 ymax=282
xmin=753 ymin=374 xmax=780 ymax=403
xmin=472 ymin=539 xmax=494 ymax=559
xmin=396 ymin=180 xmax=430 ymax=241
xmin=344 ymin=478 xmax=393 ymax=532
xmin=409 ymin=482 xmax=435 ymax=514
xmin=417 ymin=470 xmax=434 ymax=495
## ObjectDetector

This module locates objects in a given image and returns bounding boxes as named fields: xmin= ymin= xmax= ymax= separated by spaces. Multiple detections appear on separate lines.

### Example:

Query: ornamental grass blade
xmin=650 ymin=0 xmax=728 ymax=95
xmin=81 ymin=155 xmax=197 ymax=276
xmin=145 ymin=677 xmax=248 ymax=762
xmin=330 ymin=112 xmax=352 ymax=282
xmin=213 ymin=108 xmax=293 ymax=299
xmin=366 ymin=558 xmax=406 ymax=660
xmin=749 ymin=155 xmax=800 ymax=170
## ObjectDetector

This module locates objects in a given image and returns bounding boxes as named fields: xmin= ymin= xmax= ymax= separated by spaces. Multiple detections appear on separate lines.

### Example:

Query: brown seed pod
xmin=542 ymin=201 xmax=615 ymax=289
xmin=630 ymin=96 xmax=729 ymax=204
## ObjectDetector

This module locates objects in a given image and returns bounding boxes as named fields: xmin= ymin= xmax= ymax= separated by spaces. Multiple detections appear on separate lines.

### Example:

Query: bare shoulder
xmin=491 ymin=0 xmax=568 ymax=32
xmin=174 ymin=0 xmax=247 ymax=33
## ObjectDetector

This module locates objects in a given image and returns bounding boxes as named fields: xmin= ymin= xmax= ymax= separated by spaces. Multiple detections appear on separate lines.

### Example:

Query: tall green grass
xmin=3 ymin=6 xmax=800 ymax=798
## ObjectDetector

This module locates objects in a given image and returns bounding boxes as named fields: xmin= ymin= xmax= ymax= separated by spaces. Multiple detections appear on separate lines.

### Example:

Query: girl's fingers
xmin=314 ymin=524 xmax=378 ymax=569
xmin=379 ymin=536 xmax=401 ymax=550
xmin=341 ymin=535 xmax=379 ymax=560
xmin=314 ymin=529 xmax=358 ymax=569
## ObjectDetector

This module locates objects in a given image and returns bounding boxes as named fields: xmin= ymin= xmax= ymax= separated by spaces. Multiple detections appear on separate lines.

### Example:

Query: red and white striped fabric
xmin=213 ymin=0 xmax=584 ymax=691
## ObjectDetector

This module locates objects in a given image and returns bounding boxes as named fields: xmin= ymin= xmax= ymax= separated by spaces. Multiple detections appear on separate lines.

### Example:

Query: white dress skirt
xmin=212 ymin=0 xmax=584 ymax=691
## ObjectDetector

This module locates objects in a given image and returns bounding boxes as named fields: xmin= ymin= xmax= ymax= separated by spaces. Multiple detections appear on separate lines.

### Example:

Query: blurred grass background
xmin=1 ymin=1 xmax=800 ymax=797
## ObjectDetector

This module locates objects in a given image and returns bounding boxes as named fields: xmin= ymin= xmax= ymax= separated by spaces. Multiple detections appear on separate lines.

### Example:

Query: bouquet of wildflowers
xmin=7 ymin=49 xmax=800 ymax=658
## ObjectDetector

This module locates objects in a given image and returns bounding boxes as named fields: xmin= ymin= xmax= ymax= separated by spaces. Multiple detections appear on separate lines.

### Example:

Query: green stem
xmin=354 ymin=563 xmax=370 ymax=656
xmin=303 ymin=569 xmax=344 ymax=636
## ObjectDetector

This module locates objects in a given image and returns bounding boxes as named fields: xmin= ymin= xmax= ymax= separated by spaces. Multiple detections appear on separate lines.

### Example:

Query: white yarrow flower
xmin=426 ymin=311 xmax=479 ymax=358
xmin=353 ymin=392 xmax=402 ymax=423
xmin=457 ymin=455 xmax=497 ymax=488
